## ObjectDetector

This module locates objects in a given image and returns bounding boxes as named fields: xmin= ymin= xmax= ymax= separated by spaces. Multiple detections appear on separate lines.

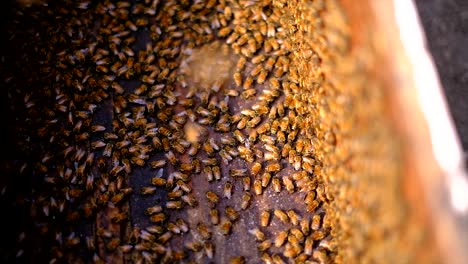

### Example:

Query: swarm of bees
xmin=1 ymin=0 xmax=432 ymax=263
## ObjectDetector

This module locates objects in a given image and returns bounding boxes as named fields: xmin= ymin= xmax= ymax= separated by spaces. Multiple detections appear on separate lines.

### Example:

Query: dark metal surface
xmin=416 ymin=0 xmax=468 ymax=151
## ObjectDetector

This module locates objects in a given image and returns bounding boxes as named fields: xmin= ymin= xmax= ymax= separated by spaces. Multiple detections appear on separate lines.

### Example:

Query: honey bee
xmin=282 ymin=176 xmax=295 ymax=193
xmin=257 ymin=70 xmax=268 ymax=84
xmin=165 ymin=151 xmax=178 ymax=165
xmin=238 ymin=146 xmax=254 ymax=162
xmin=175 ymin=218 xmax=189 ymax=233
xmin=225 ymin=206 xmax=239 ymax=221
xmin=234 ymin=72 xmax=242 ymax=87
xmin=274 ymin=231 xmax=288 ymax=248
xmin=243 ymin=176 xmax=251 ymax=191
xmin=237 ymin=56 xmax=247 ymax=71
xmin=272 ymin=177 xmax=281 ymax=193
xmin=257 ymin=240 xmax=272 ymax=252
xmin=206 ymin=191 xmax=219 ymax=205
xmin=300 ymin=218 xmax=310 ymax=235
xmin=181 ymin=194 xmax=198 ymax=207
xmin=158 ymin=231 xmax=173 ymax=244
xmin=150 ymin=159 xmax=166 ymax=169
xmin=167 ymin=189 xmax=183 ymax=199
xmin=230 ymin=168 xmax=246 ymax=177
xmin=210 ymin=209 xmax=220 ymax=225
xmin=243 ymin=76 xmax=253 ymax=90
xmin=312 ymin=230 xmax=325 ymax=241
xmin=224 ymin=181 xmax=233 ymax=199
xmin=233 ymin=130 xmax=245 ymax=143
xmin=141 ymin=186 xmax=157 ymax=195
xmin=311 ymin=214 xmax=321 ymax=231
xmin=229 ymin=256 xmax=245 ymax=264
xmin=212 ymin=166 xmax=221 ymax=181
xmin=197 ymin=223 xmax=212 ymax=240
xmin=274 ymin=209 xmax=289 ymax=224
xmin=249 ymin=228 xmax=266 ymax=241
xmin=166 ymin=200 xmax=183 ymax=210
xmin=145 ymin=205 xmax=163 ymax=215
xmin=226 ymin=32 xmax=239 ymax=44
xmin=242 ymin=88 xmax=257 ymax=99
xmin=220 ymin=219 xmax=233 ymax=235
xmin=265 ymin=162 xmax=281 ymax=173
xmin=290 ymin=228 xmax=304 ymax=242
xmin=241 ymin=192 xmax=252 ymax=210
xmin=251 ymin=64 xmax=263 ymax=77
xmin=150 ymin=213 xmax=166 ymax=223
xmin=260 ymin=210 xmax=271 ymax=227
xmin=204 ymin=166 xmax=214 ymax=182
xmin=254 ymin=179 xmax=263 ymax=195
xmin=306 ymin=200 xmax=319 ymax=213
xmin=248 ymin=129 xmax=258 ymax=143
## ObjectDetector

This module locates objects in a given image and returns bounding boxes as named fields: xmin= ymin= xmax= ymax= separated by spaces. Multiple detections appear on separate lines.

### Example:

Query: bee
xmin=257 ymin=240 xmax=272 ymax=252
xmin=229 ymin=256 xmax=245 ymax=264
xmin=249 ymin=228 xmax=265 ymax=241
xmin=165 ymin=151 xmax=178 ymax=165
xmin=254 ymin=179 xmax=263 ymax=195
xmin=202 ymin=166 xmax=213 ymax=182
xmin=185 ymin=240 xmax=203 ymax=252
xmin=226 ymin=32 xmax=239 ymax=44
xmin=204 ymin=242 xmax=214 ymax=259
xmin=257 ymin=122 xmax=271 ymax=135
xmin=158 ymin=231 xmax=173 ymax=244
xmin=212 ymin=166 xmax=221 ymax=180
xmin=196 ymin=223 xmax=212 ymax=240
xmin=150 ymin=159 xmax=166 ymax=169
xmin=242 ymin=88 xmax=256 ymax=99
xmin=220 ymin=219 xmax=233 ymax=235
xmin=167 ymin=223 xmax=181 ymax=234
xmin=176 ymin=218 xmax=189 ymax=233
xmin=225 ymin=206 xmax=239 ymax=221
xmin=266 ymin=162 xmax=281 ymax=173
xmin=300 ymin=218 xmax=310 ymax=235
xmin=290 ymin=228 xmax=304 ymax=242
xmin=274 ymin=209 xmax=289 ymax=224
xmin=233 ymin=130 xmax=245 ymax=143
xmin=306 ymin=200 xmax=319 ymax=213
xmin=257 ymin=70 xmax=268 ymax=84
xmin=206 ymin=191 xmax=219 ymax=205
xmin=260 ymin=210 xmax=271 ymax=227
xmin=304 ymin=191 xmax=316 ymax=205
xmin=243 ymin=76 xmax=253 ymax=90
xmin=237 ymin=56 xmax=247 ymax=71
xmin=272 ymin=177 xmax=281 ymax=193
xmin=241 ymin=192 xmax=252 ymax=210
xmin=274 ymin=231 xmax=288 ymax=247
xmin=150 ymin=213 xmax=166 ymax=223
xmin=237 ymin=116 xmax=248 ymax=129
xmin=311 ymin=215 xmax=321 ymax=231
xmin=141 ymin=186 xmax=157 ymax=195
xmin=248 ymin=129 xmax=258 ymax=143
xmin=247 ymin=116 xmax=261 ymax=128
xmin=218 ymin=26 xmax=232 ymax=37
xmin=91 ymin=140 xmax=106 ymax=149
xmin=233 ymin=72 xmax=242 ymax=87
xmin=181 ymin=194 xmax=198 ymax=207
xmin=166 ymin=200 xmax=183 ymax=209
xmin=230 ymin=168 xmax=246 ymax=177
xmin=167 ymin=189 xmax=183 ymax=199
xmin=282 ymin=176 xmax=295 ymax=193
xmin=283 ymin=243 xmax=300 ymax=259
xmin=224 ymin=181 xmax=233 ymax=199
xmin=243 ymin=176 xmax=251 ymax=191
xmin=176 ymin=180 xmax=191 ymax=193
xmin=251 ymin=162 xmax=262 ymax=176
xmin=312 ymin=230 xmax=325 ymax=241
xmin=145 ymin=205 xmax=163 ymax=215
xmin=304 ymin=236 xmax=313 ymax=256
xmin=209 ymin=209 xmax=220 ymax=225
xmin=251 ymin=64 xmax=263 ymax=77
xmin=238 ymin=146 xmax=254 ymax=162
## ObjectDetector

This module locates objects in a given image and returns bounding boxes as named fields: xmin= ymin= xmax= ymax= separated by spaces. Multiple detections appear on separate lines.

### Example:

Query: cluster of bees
xmin=1 ymin=0 xmax=431 ymax=263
